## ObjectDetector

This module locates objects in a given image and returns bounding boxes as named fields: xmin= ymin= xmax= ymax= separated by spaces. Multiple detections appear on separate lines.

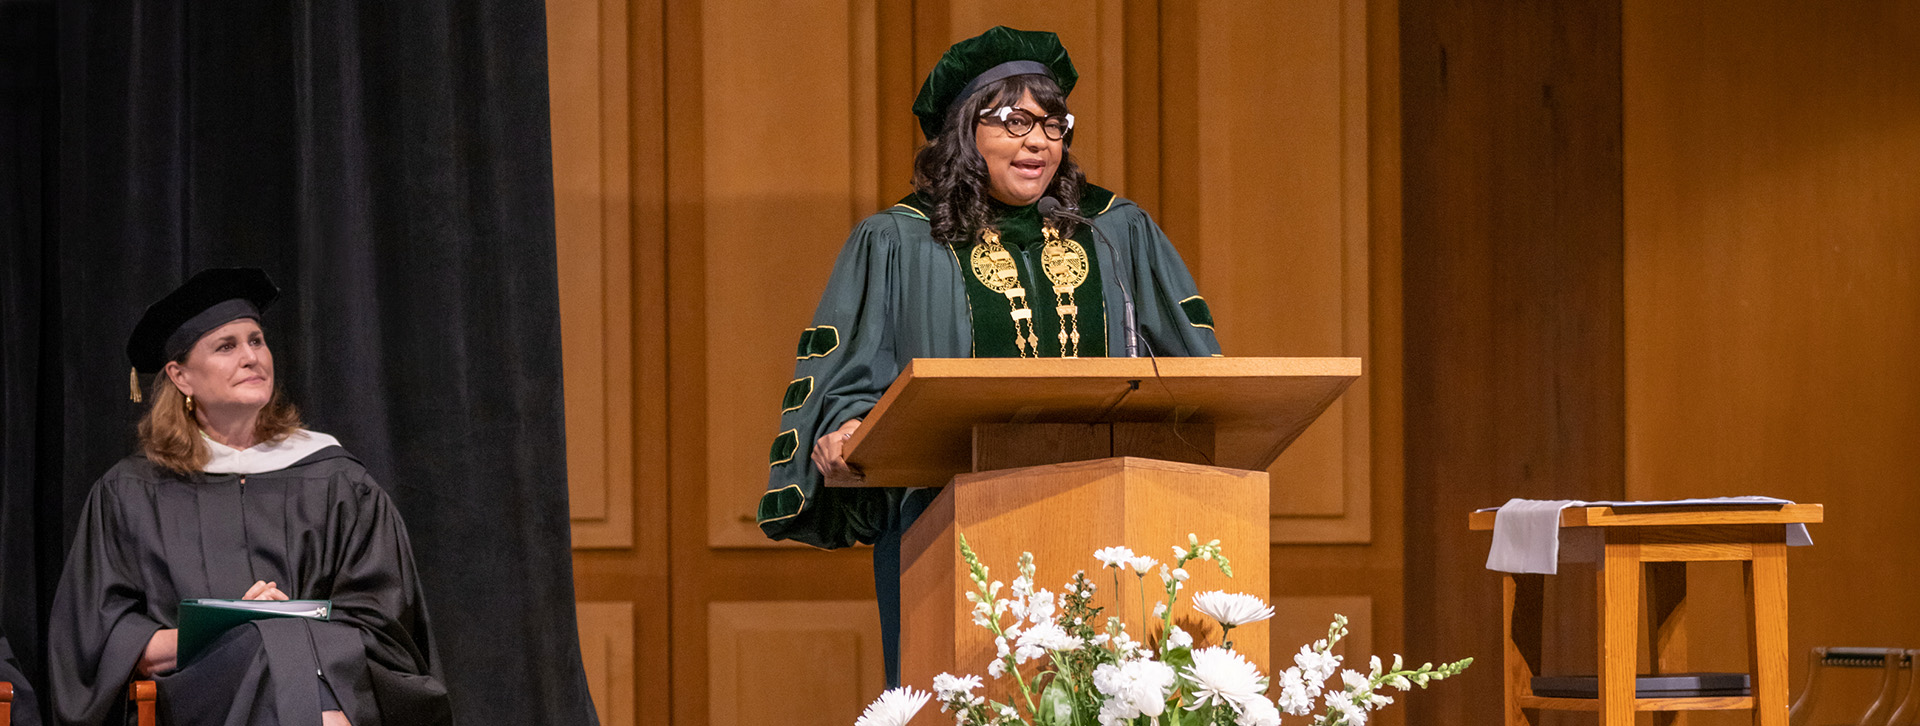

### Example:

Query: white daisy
xmin=854 ymin=687 xmax=930 ymax=726
xmin=1182 ymin=646 xmax=1268 ymax=713
xmin=1191 ymin=591 xmax=1276 ymax=627
xmin=1093 ymin=546 xmax=1136 ymax=569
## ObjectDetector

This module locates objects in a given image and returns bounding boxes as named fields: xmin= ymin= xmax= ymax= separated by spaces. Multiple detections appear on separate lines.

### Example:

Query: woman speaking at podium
xmin=47 ymin=269 xmax=449 ymax=726
xmin=755 ymin=27 xmax=1221 ymax=684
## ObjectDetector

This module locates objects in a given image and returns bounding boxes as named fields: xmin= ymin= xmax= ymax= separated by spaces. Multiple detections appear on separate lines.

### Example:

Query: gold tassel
xmin=129 ymin=367 xmax=143 ymax=403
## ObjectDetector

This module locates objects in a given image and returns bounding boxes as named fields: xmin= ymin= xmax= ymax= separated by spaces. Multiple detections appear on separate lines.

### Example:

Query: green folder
xmin=176 ymin=599 xmax=332 ymax=665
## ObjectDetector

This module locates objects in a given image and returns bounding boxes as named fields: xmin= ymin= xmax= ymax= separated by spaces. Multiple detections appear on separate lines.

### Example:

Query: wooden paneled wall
xmin=551 ymin=1 xmax=1405 ymax=724
xmin=1404 ymin=2 xmax=1920 ymax=726
xmin=1401 ymin=1 xmax=1626 ymax=724
xmin=1623 ymin=1 xmax=1920 ymax=719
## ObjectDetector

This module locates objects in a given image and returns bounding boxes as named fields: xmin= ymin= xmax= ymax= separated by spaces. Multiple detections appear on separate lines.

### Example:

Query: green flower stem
xmin=1136 ymin=573 xmax=1150 ymax=646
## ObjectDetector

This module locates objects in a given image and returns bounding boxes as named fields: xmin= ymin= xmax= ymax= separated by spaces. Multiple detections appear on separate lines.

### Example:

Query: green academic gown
xmin=757 ymin=184 xmax=1222 ymax=549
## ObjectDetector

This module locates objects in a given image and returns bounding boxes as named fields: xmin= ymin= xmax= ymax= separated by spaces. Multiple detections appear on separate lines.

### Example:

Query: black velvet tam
xmin=126 ymin=268 xmax=280 ymax=373
xmin=911 ymin=26 xmax=1077 ymax=139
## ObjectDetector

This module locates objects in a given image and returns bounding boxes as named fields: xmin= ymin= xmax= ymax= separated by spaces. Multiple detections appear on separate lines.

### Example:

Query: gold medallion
xmin=969 ymin=229 xmax=1021 ymax=293
xmin=970 ymin=228 xmax=1040 ymax=356
xmin=1039 ymin=233 xmax=1089 ymax=289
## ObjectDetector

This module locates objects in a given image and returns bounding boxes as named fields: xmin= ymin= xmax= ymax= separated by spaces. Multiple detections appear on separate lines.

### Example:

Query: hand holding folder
xmin=176 ymin=599 xmax=332 ymax=665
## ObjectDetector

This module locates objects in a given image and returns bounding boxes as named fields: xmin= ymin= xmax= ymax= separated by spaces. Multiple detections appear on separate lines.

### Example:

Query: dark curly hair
xmin=911 ymin=73 xmax=1086 ymax=243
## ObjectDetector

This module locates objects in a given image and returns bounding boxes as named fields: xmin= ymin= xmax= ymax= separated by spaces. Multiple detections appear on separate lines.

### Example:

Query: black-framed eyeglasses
xmin=977 ymin=106 xmax=1075 ymax=141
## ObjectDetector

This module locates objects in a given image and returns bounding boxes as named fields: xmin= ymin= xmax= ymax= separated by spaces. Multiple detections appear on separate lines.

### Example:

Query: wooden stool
xmin=1469 ymin=503 xmax=1824 ymax=726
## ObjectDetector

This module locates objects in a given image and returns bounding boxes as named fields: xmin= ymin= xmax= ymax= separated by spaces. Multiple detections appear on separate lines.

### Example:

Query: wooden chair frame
xmin=131 ymin=679 xmax=156 ymax=726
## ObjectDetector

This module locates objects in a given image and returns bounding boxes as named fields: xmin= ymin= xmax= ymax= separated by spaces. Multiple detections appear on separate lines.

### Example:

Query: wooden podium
xmin=835 ymin=357 xmax=1361 ymax=701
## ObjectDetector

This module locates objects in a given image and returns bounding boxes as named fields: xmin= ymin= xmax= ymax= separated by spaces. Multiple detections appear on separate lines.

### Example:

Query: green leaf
xmin=1162 ymin=646 xmax=1196 ymax=676
xmin=1037 ymin=678 xmax=1074 ymax=726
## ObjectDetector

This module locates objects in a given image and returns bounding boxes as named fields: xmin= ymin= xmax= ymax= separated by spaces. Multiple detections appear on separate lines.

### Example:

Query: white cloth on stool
xmin=1484 ymin=496 xmax=1813 ymax=575
xmin=1486 ymin=499 xmax=1586 ymax=574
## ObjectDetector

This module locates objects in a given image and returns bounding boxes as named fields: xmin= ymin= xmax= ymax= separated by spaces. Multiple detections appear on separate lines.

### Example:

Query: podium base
xmin=898 ymin=456 xmax=1270 ymax=707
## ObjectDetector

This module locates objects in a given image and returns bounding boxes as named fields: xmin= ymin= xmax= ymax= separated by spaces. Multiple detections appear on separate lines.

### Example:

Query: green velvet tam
xmin=913 ymin=26 xmax=1078 ymax=139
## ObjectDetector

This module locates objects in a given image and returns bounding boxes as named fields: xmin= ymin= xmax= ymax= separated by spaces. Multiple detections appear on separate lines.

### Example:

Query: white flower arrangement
xmin=859 ymin=533 xmax=1472 ymax=726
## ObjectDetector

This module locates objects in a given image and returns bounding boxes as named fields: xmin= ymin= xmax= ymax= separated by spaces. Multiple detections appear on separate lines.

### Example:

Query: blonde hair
xmin=138 ymin=370 xmax=304 ymax=475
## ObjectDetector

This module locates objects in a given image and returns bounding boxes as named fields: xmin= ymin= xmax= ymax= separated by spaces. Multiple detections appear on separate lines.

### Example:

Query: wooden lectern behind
xmin=837 ymin=357 xmax=1361 ymax=707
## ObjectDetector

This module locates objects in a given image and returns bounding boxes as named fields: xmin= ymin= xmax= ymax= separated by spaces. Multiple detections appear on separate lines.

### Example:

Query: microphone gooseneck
xmin=1040 ymin=196 xmax=1138 ymax=358
xmin=1038 ymin=197 xmax=1204 ymax=463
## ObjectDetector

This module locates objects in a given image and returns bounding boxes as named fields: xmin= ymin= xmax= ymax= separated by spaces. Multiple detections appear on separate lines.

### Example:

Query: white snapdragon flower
xmin=931 ymin=672 xmax=982 ymax=703
xmin=1342 ymin=669 xmax=1369 ymax=690
xmin=1108 ymin=630 xmax=1145 ymax=659
xmin=854 ymin=687 xmax=930 ymax=726
xmin=1294 ymin=643 xmax=1341 ymax=686
xmin=1025 ymin=589 xmax=1056 ymax=624
xmin=1275 ymin=667 xmax=1315 ymax=715
xmin=1153 ymin=601 xmax=1169 ymax=618
xmin=1238 ymin=696 xmax=1283 ymax=726
xmin=1191 ymin=591 xmax=1276 ymax=627
xmin=1167 ymin=625 xmax=1194 ymax=649
xmin=1014 ymin=622 xmax=1083 ymax=662
xmin=1342 ymin=669 xmax=1392 ymax=709
xmin=1093 ymin=546 xmax=1136 ymax=569
xmin=1326 ymin=694 xmax=1366 ymax=726
xmin=1182 ymin=647 xmax=1268 ymax=714
xmin=1092 ymin=658 xmax=1177 ymax=724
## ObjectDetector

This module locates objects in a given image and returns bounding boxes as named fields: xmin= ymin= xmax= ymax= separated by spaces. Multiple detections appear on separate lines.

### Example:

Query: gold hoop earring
xmin=185 ymin=395 xmax=195 ymax=413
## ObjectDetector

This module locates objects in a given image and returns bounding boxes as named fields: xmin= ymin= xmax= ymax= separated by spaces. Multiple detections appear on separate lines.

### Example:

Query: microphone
xmin=1040 ymin=196 xmax=1138 ymax=357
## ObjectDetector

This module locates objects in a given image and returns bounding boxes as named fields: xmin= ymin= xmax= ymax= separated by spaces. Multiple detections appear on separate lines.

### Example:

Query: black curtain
xmin=1 ymin=0 xmax=598 ymax=724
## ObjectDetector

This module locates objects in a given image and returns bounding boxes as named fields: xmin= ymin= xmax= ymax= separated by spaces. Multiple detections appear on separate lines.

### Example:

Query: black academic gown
xmin=47 ymin=446 xmax=450 ymax=726
xmin=1 ymin=635 xmax=42 ymax=725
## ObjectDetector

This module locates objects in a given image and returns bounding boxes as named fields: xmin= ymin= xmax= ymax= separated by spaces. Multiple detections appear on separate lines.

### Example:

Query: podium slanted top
xmin=839 ymin=357 xmax=1361 ymax=488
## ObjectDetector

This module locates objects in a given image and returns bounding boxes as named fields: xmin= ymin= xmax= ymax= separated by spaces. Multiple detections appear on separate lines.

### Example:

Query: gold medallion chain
xmin=969 ymin=228 xmax=1041 ymax=356
xmin=969 ymin=223 xmax=1091 ymax=358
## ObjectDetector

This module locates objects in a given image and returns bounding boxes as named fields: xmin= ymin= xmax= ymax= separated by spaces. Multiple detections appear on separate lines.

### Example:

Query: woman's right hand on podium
xmin=813 ymin=419 xmax=864 ymax=485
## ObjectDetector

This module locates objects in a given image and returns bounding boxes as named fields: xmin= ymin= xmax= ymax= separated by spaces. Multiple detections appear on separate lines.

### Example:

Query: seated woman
xmin=47 ymin=269 xmax=450 ymax=726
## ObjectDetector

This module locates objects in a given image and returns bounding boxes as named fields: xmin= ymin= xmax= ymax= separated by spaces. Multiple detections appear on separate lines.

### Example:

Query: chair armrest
xmin=130 ymin=680 xmax=157 ymax=726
